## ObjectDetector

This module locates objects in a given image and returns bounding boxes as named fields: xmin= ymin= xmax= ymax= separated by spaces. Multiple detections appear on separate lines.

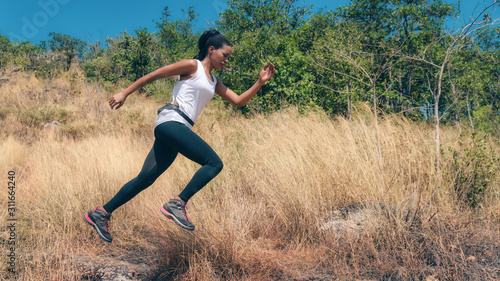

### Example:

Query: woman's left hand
xmin=258 ymin=63 xmax=275 ymax=83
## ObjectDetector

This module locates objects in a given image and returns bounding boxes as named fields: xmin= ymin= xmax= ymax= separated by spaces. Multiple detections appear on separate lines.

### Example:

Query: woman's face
xmin=208 ymin=44 xmax=233 ymax=70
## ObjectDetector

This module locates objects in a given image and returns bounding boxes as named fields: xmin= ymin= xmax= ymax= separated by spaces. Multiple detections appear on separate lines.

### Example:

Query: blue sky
xmin=0 ymin=0 xmax=498 ymax=45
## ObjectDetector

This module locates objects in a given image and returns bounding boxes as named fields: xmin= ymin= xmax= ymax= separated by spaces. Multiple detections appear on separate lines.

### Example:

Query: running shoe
xmin=85 ymin=207 xmax=113 ymax=242
xmin=161 ymin=199 xmax=195 ymax=231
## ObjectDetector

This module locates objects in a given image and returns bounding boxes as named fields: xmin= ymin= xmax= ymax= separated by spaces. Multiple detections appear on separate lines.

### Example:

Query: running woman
xmin=84 ymin=30 xmax=275 ymax=242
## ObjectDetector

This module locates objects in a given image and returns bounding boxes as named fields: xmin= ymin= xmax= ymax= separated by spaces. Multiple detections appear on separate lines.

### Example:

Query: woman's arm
xmin=109 ymin=59 xmax=198 ymax=109
xmin=216 ymin=63 xmax=275 ymax=108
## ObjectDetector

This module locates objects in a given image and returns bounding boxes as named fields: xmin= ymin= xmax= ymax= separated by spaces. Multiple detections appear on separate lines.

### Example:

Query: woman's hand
xmin=109 ymin=92 xmax=127 ymax=110
xmin=258 ymin=62 xmax=275 ymax=84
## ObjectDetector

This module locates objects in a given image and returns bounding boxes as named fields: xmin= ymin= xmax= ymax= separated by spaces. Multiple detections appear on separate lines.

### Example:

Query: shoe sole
xmin=160 ymin=207 xmax=195 ymax=231
xmin=84 ymin=213 xmax=113 ymax=243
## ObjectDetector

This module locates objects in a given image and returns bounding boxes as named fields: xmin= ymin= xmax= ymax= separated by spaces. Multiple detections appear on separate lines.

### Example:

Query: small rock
xmin=72 ymin=251 xmax=161 ymax=281
xmin=43 ymin=120 xmax=61 ymax=130
xmin=426 ymin=274 xmax=439 ymax=281
xmin=466 ymin=256 xmax=477 ymax=262
xmin=321 ymin=202 xmax=389 ymax=238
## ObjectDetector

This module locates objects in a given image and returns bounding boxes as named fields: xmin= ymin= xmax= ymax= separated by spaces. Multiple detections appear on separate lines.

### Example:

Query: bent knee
xmin=215 ymin=160 xmax=223 ymax=173
xmin=208 ymin=157 xmax=223 ymax=175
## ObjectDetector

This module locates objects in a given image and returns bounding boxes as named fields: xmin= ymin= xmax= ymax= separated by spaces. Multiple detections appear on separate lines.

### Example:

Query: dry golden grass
xmin=0 ymin=72 xmax=499 ymax=280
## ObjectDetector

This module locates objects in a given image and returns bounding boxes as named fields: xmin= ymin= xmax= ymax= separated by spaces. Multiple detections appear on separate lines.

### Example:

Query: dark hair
xmin=194 ymin=30 xmax=232 ymax=60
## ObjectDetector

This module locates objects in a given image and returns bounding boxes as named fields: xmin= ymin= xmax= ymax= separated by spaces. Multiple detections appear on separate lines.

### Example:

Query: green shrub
xmin=17 ymin=106 xmax=73 ymax=127
xmin=445 ymin=132 xmax=499 ymax=208
xmin=0 ymin=107 xmax=10 ymax=120
xmin=59 ymin=122 xmax=96 ymax=139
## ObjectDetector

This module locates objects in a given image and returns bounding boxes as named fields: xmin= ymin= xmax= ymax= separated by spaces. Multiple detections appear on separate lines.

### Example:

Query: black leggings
xmin=103 ymin=121 xmax=223 ymax=213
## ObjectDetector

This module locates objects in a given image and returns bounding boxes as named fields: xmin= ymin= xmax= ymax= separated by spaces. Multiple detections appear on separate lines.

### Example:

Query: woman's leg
xmin=156 ymin=121 xmax=223 ymax=231
xmin=103 ymin=138 xmax=178 ymax=213
xmin=85 ymin=134 xmax=177 ymax=242
xmin=154 ymin=121 xmax=223 ymax=202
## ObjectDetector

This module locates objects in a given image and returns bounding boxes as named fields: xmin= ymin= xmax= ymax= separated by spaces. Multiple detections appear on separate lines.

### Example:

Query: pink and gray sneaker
xmin=85 ymin=207 xmax=113 ymax=242
xmin=161 ymin=199 xmax=195 ymax=231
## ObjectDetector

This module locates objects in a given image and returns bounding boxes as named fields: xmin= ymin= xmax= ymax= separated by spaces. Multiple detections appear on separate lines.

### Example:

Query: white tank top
xmin=156 ymin=60 xmax=217 ymax=129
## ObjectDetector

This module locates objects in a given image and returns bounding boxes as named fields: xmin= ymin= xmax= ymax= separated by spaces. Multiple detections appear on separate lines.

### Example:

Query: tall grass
xmin=0 ymin=72 xmax=499 ymax=280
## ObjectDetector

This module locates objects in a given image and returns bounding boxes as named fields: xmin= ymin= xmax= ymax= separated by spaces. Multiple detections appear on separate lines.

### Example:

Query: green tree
xmin=218 ymin=0 xmax=310 ymax=37
xmin=398 ymin=1 xmax=499 ymax=179
xmin=48 ymin=32 xmax=87 ymax=70
xmin=155 ymin=6 xmax=198 ymax=63
xmin=0 ymin=32 xmax=12 ymax=70
xmin=471 ymin=26 xmax=500 ymax=135
xmin=217 ymin=0 xmax=312 ymax=113
xmin=131 ymin=27 xmax=155 ymax=81
xmin=389 ymin=0 xmax=457 ymax=114
xmin=104 ymin=31 xmax=135 ymax=82
xmin=312 ymin=22 xmax=396 ymax=167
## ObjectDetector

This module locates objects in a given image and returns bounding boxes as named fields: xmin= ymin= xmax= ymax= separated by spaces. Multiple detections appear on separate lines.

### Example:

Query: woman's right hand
xmin=109 ymin=92 xmax=127 ymax=110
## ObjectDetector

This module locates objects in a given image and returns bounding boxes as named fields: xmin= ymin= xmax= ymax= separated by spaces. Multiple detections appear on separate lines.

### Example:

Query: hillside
xmin=0 ymin=71 xmax=499 ymax=280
